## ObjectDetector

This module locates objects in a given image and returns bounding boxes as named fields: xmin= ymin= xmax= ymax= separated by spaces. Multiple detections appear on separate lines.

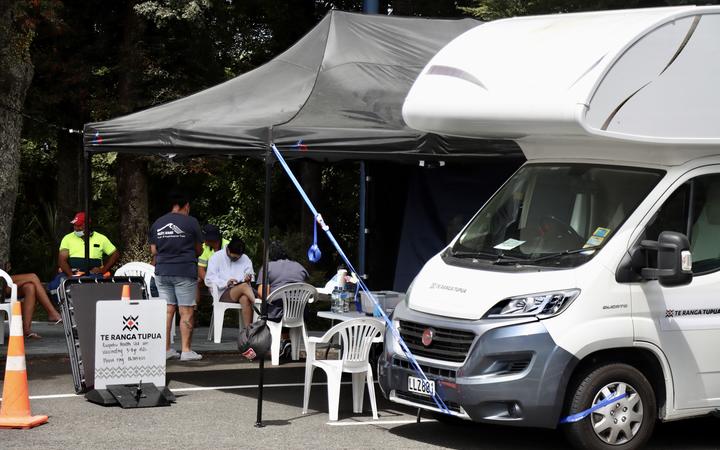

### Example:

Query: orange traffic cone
xmin=0 ymin=301 xmax=48 ymax=429
xmin=121 ymin=284 xmax=130 ymax=301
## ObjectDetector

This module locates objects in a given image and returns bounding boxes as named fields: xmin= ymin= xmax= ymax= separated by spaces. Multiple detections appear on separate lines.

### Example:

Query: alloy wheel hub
xmin=590 ymin=381 xmax=643 ymax=445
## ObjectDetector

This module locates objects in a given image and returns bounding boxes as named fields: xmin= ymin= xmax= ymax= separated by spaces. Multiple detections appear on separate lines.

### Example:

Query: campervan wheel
xmin=563 ymin=363 xmax=656 ymax=450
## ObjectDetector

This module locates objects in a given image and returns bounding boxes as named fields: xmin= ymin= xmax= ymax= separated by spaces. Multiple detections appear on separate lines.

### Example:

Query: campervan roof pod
xmin=403 ymin=6 xmax=720 ymax=164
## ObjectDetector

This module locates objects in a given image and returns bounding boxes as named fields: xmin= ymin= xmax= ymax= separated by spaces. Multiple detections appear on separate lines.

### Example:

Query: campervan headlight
xmin=485 ymin=289 xmax=580 ymax=319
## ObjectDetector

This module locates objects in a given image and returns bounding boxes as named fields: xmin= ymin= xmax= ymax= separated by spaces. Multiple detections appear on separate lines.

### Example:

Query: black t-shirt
xmin=149 ymin=212 xmax=202 ymax=278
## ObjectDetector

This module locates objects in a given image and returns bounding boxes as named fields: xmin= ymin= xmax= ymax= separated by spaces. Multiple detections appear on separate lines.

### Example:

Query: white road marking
xmin=9 ymin=381 xmax=355 ymax=401
xmin=172 ymin=381 xmax=339 ymax=392
xmin=327 ymin=419 xmax=435 ymax=426
xmin=14 ymin=382 xmax=422 ymax=427
xmin=27 ymin=393 xmax=77 ymax=400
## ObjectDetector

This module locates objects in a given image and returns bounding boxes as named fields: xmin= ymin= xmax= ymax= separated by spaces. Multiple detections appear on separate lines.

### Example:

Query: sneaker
xmin=180 ymin=350 xmax=203 ymax=361
xmin=166 ymin=349 xmax=179 ymax=360
xmin=280 ymin=340 xmax=292 ymax=359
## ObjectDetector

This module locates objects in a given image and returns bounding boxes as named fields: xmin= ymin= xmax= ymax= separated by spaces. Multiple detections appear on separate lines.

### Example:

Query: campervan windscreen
xmin=450 ymin=164 xmax=664 ymax=268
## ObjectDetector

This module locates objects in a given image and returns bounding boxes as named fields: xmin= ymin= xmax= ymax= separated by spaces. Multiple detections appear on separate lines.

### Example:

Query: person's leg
xmin=238 ymin=296 xmax=254 ymax=327
xmin=174 ymin=277 xmax=198 ymax=356
xmin=155 ymin=275 xmax=179 ymax=352
xmin=12 ymin=273 xmax=61 ymax=322
xmin=178 ymin=305 xmax=194 ymax=352
xmin=228 ymin=283 xmax=255 ymax=327
xmin=166 ymin=304 xmax=177 ymax=351
xmin=19 ymin=283 xmax=37 ymax=336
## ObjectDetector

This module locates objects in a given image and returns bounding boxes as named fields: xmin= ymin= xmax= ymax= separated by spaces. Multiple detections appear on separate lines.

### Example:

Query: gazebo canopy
xmin=83 ymin=10 xmax=520 ymax=162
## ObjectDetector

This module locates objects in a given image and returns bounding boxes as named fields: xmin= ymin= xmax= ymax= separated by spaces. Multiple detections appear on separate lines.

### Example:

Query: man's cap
xmin=203 ymin=224 xmax=221 ymax=241
xmin=71 ymin=212 xmax=88 ymax=227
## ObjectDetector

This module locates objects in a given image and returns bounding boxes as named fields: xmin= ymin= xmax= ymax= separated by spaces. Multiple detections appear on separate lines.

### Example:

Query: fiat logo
xmin=421 ymin=328 xmax=435 ymax=347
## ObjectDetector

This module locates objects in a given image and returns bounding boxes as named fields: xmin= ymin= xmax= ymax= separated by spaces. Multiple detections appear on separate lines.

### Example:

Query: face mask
xmin=227 ymin=250 xmax=240 ymax=262
xmin=74 ymin=231 xmax=84 ymax=238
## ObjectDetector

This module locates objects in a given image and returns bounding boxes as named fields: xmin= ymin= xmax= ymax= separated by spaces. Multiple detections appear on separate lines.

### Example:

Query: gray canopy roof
xmin=83 ymin=10 xmax=520 ymax=162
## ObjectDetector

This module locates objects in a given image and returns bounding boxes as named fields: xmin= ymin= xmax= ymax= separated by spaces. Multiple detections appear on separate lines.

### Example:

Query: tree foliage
xmin=12 ymin=0 xmax=716 ymax=284
xmin=0 ymin=0 xmax=61 ymax=268
xmin=459 ymin=0 xmax=715 ymax=20
xmin=14 ymin=0 xmax=370 ymax=281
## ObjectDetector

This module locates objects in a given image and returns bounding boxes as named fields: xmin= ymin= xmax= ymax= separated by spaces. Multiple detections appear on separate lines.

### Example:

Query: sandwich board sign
xmin=94 ymin=299 xmax=166 ymax=389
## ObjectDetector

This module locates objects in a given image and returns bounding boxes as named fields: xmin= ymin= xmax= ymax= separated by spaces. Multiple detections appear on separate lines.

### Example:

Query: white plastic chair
xmin=302 ymin=318 xmax=385 ymax=421
xmin=206 ymin=282 xmax=244 ymax=343
xmin=114 ymin=262 xmax=175 ymax=343
xmin=0 ymin=269 xmax=16 ymax=345
xmin=265 ymin=282 xmax=317 ymax=366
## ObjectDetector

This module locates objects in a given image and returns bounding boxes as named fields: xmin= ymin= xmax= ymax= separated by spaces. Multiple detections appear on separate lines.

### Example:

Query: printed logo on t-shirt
xmin=156 ymin=223 xmax=186 ymax=238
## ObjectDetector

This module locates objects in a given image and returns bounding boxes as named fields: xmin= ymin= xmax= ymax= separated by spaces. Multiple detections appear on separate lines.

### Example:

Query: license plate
xmin=407 ymin=376 xmax=435 ymax=396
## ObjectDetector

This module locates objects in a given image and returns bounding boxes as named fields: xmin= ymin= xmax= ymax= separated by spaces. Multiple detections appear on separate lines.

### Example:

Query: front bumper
xmin=379 ymin=304 xmax=577 ymax=428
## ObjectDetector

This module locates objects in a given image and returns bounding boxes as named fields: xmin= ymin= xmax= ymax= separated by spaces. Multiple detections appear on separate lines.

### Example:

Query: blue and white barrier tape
xmin=271 ymin=144 xmax=451 ymax=414
xmin=559 ymin=393 xmax=628 ymax=424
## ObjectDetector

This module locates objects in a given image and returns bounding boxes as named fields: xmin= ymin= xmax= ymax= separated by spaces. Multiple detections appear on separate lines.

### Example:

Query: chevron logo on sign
xmin=123 ymin=315 xmax=140 ymax=331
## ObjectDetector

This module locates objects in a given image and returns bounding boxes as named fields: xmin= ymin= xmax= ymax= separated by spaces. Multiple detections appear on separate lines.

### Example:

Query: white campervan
xmin=378 ymin=6 xmax=720 ymax=449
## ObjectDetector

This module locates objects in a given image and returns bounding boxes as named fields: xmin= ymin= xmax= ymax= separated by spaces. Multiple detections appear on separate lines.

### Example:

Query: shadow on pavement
xmin=9 ymin=354 xmax=718 ymax=449
xmin=253 ymin=419 xmax=292 ymax=427
xmin=389 ymin=420 xmax=569 ymax=450
xmin=645 ymin=416 xmax=718 ymax=449
xmin=388 ymin=412 xmax=719 ymax=450
xmin=153 ymin=361 xmax=720 ymax=448
xmin=167 ymin=363 xmax=414 ymax=422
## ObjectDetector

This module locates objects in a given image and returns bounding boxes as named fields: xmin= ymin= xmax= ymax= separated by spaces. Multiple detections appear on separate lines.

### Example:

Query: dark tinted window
xmin=646 ymin=174 xmax=720 ymax=274
xmin=645 ymin=184 xmax=690 ymax=240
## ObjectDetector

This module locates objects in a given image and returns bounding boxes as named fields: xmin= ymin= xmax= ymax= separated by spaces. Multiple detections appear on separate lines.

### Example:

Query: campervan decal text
xmin=665 ymin=308 xmax=720 ymax=318
xmin=429 ymin=282 xmax=467 ymax=294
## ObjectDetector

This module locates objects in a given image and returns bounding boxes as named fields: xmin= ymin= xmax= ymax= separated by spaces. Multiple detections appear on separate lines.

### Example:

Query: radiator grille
xmin=398 ymin=320 xmax=475 ymax=363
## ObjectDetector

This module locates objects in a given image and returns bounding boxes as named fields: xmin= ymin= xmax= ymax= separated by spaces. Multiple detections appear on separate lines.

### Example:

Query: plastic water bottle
xmin=331 ymin=286 xmax=341 ymax=313
xmin=340 ymin=287 xmax=350 ymax=313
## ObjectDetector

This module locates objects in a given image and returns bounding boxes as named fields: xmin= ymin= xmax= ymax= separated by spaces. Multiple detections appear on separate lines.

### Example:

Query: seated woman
xmin=4 ymin=267 xmax=63 ymax=339
xmin=257 ymin=241 xmax=309 ymax=358
xmin=256 ymin=240 xmax=309 ymax=321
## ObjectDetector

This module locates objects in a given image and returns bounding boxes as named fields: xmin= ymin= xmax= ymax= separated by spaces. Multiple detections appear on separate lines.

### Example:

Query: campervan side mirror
xmin=640 ymin=231 xmax=692 ymax=287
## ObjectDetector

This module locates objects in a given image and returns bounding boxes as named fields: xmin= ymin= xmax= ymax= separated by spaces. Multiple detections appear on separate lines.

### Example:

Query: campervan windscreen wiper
xmin=451 ymin=250 xmax=523 ymax=262
xmin=493 ymin=246 xmax=602 ymax=265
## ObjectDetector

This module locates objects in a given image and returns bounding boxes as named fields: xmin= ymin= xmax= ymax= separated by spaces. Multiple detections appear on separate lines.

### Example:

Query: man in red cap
xmin=57 ymin=211 xmax=119 ymax=277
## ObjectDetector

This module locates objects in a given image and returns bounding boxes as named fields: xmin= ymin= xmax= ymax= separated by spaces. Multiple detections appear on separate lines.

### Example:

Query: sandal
xmin=49 ymin=318 xmax=63 ymax=325
xmin=24 ymin=332 xmax=42 ymax=340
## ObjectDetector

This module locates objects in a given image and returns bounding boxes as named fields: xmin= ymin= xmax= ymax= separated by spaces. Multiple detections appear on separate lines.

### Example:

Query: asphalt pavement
xmin=0 ymin=324 xmax=718 ymax=449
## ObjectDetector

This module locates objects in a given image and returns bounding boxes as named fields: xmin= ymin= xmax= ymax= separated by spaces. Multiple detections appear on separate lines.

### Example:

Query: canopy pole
xmin=358 ymin=162 xmax=367 ymax=280
xmin=256 ymin=137 xmax=273 ymax=428
xmin=83 ymin=149 xmax=91 ymax=267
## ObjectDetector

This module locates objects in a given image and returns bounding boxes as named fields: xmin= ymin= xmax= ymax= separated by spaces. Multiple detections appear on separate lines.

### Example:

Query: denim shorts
xmin=155 ymin=276 xmax=197 ymax=307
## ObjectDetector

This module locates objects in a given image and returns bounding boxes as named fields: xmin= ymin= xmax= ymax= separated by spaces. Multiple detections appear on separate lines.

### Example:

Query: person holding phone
xmin=204 ymin=237 xmax=256 ymax=327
